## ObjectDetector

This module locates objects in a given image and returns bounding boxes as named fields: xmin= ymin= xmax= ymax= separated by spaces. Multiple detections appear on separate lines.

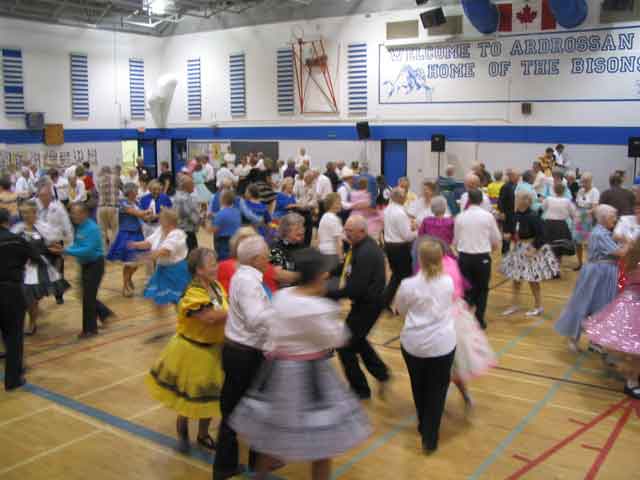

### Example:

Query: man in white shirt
xmin=295 ymin=147 xmax=310 ymax=167
xmin=337 ymin=167 xmax=355 ymax=223
xmin=223 ymin=146 xmax=236 ymax=166
xmin=315 ymin=169 xmax=333 ymax=205
xmin=215 ymin=162 xmax=237 ymax=190
xmin=453 ymin=189 xmax=501 ymax=329
xmin=532 ymin=161 xmax=547 ymax=196
xmin=200 ymin=156 xmax=215 ymax=182
xmin=293 ymin=170 xmax=319 ymax=246
xmin=458 ymin=173 xmax=492 ymax=212
xmin=383 ymin=188 xmax=418 ymax=308
xmin=35 ymin=184 xmax=74 ymax=304
xmin=553 ymin=144 xmax=567 ymax=169
xmin=215 ymin=235 xmax=271 ymax=479
xmin=49 ymin=169 xmax=70 ymax=207
xmin=64 ymin=164 xmax=77 ymax=179
xmin=15 ymin=168 xmax=32 ymax=200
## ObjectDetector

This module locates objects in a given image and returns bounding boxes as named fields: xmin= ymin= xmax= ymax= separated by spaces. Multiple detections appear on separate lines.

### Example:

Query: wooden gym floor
xmin=1 ymin=235 xmax=639 ymax=480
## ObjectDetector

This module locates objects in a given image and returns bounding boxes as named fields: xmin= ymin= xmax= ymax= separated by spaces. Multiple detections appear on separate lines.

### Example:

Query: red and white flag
xmin=498 ymin=0 xmax=557 ymax=32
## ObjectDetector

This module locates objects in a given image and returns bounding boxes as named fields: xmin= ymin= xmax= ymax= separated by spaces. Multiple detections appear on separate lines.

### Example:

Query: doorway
xmin=138 ymin=139 xmax=157 ymax=178
xmin=382 ymin=139 xmax=407 ymax=188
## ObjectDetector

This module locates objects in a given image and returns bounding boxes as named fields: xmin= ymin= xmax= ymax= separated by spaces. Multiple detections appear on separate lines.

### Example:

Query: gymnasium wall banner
xmin=378 ymin=25 xmax=640 ymax=104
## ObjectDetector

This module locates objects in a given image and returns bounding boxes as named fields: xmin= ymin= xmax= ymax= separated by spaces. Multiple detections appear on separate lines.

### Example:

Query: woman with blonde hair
xmin=395 ymin=239 xmax=456 ymax=454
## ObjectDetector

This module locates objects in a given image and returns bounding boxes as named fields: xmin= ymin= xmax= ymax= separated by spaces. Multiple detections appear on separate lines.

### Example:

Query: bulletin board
xmin=187 ymin=141 xmax=230 ymax=166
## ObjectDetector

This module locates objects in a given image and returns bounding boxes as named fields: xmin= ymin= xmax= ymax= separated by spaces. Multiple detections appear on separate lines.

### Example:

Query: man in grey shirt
xmin=173 ymin=175 xmax=201 ymax=252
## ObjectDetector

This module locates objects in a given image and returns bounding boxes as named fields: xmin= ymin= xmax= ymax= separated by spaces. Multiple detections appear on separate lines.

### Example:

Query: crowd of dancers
xmin=1 ymin=143 xmax=640 ymax=479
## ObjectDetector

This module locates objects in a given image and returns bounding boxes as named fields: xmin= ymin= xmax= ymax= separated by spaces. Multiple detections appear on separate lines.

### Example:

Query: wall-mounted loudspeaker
xmin=629 ymin=137 xmax=640 ymax=158
xmin=521 ymin=102 xmax=532 ymax=115
xmin=431 ymin=134 xmax=445 ymax=153
xmin=420 ymin=8 xmax=446 ymax=28
xmin=415 ymin=0 xmax=430 ymax=5
xmin=356 ymin=121 xmax=370 ymax=140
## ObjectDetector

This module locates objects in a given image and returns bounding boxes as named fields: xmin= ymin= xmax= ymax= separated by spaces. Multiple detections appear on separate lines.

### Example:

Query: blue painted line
xmin=333 ymin=310 xmax=550 ymax=478
xmin=0 ymin=378 xmax=283 ymax=480
xmin=496 ymin=317 xmax=546 ymax=358
xmin=331 ymin=414 xmax=417 ymax=479
xmin=467 ymin=353 xmax=587 ymax=480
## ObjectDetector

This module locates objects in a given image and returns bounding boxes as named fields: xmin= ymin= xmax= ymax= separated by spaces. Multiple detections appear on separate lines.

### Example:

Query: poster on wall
xmin=187 ymin=141 xmax=230 ymax=166
xmin=379 ymin=25 xmax=640 ymax=104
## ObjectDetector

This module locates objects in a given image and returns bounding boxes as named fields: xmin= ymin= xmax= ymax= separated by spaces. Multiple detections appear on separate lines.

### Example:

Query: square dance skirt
xmin=144 ymin=260 xmax=191 ymax=305
xmin=146 ymin=334 xmax=223 ymax=419
xmin=500 ymin=242 xmax=559 ymax=282
xmin=229 ymin=357 xmax=371 ymax=461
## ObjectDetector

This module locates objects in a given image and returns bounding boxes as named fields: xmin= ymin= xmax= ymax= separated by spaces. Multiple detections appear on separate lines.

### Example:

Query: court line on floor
xmin=1 ymin=380 xmax=285 ymax=480
xmin=333 ymin=309 xmax=549 ymax=479
xmin=468 ymin=352 xmax=588 ymax=480
xmin=493 ymin=366 xmax=621 ymax=394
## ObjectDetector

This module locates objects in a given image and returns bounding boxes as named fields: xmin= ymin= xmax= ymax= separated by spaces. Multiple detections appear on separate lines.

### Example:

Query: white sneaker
xmin=525 ymin=307 xmax=544 ymax=317
xmin=501 ymin=305 xmax=519 ymax=316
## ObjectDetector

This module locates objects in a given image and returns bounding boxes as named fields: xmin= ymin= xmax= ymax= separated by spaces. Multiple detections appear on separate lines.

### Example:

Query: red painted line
xmin=584 ymin=402 xmax=634 ymax=480
xmin=512 ymin=454 xmax=531 ymax=463
xmin=569 ymin=418 xmax=588 ymax=426
xmin=505 ymin=398 xmax=631 ymax=480
xmin=581 ymin=444 xmax=602 ymax=452
xmin=28 ymin=321 xmax=174 ymax=368
xmin=633 ymin=400 xmax=640 ymax=419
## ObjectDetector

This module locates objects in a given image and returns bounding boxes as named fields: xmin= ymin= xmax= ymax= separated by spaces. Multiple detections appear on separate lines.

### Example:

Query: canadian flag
xmin=498 ymin=0 xmax=557 ymax=32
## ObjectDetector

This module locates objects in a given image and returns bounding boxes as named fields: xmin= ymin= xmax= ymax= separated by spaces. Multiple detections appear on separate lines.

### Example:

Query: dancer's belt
xmin=266 ymin=350 xmax=331 ymax=361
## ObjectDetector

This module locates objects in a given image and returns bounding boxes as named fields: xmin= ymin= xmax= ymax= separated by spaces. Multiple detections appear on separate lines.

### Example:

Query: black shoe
xmin=624 ymin=384 xmax=640 ymax=399
xmin=421 ymin=440 xmax=437 ymax=455
xmin=356 ymin=390 xmax=372 ymax=400
xmin=5 ymin=378 xmax=26 ymax=391
xmin=77 ymin=331 xmax=98 ymax=340
xmin=56 ymin=297 xmax=64 ymax=305
xmin=213 ymin=466 xmax=245 ymax=480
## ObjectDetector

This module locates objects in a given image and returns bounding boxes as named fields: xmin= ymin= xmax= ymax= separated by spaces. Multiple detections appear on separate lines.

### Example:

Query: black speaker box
xmin=629 ymin=137 xmax=640 ymax=157
xmin=356 ymin=121 xmax=370 ymax=140
xmin=431 ymin=134 xmax=445 ymax=153
xmin=521 ymin=102 xmax=532 ymax=115
xmin=420 ymin=8 xmax=446 ymax=29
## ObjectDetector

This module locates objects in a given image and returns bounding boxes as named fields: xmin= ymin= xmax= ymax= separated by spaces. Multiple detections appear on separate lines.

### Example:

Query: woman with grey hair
xmin=573 ymin=171 xmax=600 ymax=270
xmin=106 ymin=182 xmax=151 ymax=297
xmin=270 ymin=212 xmax=306 ymax=273
xmin=417 ymin=196 xmax=454 ymax=247
xmin=555 ymin=204 xmax=629 ymax=352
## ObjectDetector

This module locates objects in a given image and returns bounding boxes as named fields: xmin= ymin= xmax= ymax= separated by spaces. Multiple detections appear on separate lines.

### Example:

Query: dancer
xmin=0 ymin=208 xmax=42 ymax=390
xmin=328 ymin=215 xmax=390 ymax=399
xmin=53 ymin=202 xmax=114 ymax=338
xmin=454 ymin=189 xmax=502 ymax=329
xmin=501 ymin=191 xmax=560 ymax=317
xmin=613 ymin=202 xmax=640 ymax=291
xmin=583 ymin=238 xmax=640 ymax=399
xmin=192 ymin=160 xmax=212 ymax=213
xmin=383 ymin=188 xmax=417 ymax=308
xmin=555 ymin=205 xmax=629 ymax=352
xmin=230 ymin=248 xmax=371 ymax=480
xmin=395 ymin=239 xmax=456 ymax=454
xmin=129 ymin=209 xmax=191 ymax=306
xmin=351 ymin=177 xmax=383 ymax=240
xmin=12 ymin=201 xmax=70 ymax=335
xmin=317 ymin=193 xmax=344 ymax=269
xmin=573 ymin=172 xmax=600 ymax=270
xmin=210 ymin=190 xmax=241 ymax=261
xmin=543 ymin=183 xmax=577 ymax=264
xmin=146 ymin=248 xmax=227 ymax=451
xmin=214 ymin=236 xmax=271 ymax=480
xmin=106 ymin=182 xmax=149 ymax=297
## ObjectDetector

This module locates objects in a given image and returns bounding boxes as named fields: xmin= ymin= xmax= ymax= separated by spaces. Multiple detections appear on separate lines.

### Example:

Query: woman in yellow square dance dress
xmin=146 ymin=247 xmax=227 ymax=452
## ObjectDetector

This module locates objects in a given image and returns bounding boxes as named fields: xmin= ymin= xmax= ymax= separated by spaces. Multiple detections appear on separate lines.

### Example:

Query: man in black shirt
xmin=0 ymin=208 xmax=41 ymax=390
xmin=600 ymin=172 xmax=636 ymax=216
xmin=324 ymin=161 xmax=340 ymax=192
xmin=328 ymin=215 xmax=390 ymax=399
xmin=158 ymin=161 xmax=175 ymax=196
xmin=498 ymin=168 xmax=518 ymax=254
